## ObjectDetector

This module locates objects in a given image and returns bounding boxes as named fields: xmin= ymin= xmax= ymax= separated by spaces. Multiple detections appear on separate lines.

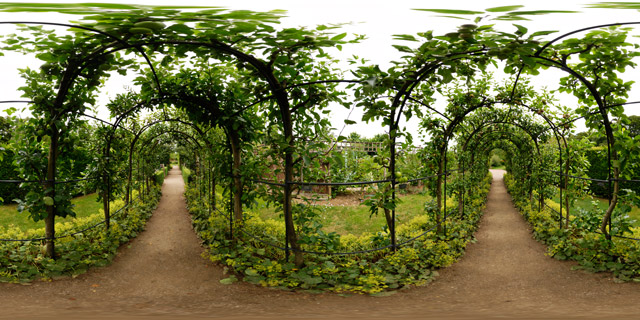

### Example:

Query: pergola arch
xmin=0 ymin=7 xmax=638 ymax=264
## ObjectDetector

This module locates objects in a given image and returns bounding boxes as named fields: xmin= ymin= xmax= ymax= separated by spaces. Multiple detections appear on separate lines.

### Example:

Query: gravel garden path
xmin=1 ymin=168 xmax=640 ymax=319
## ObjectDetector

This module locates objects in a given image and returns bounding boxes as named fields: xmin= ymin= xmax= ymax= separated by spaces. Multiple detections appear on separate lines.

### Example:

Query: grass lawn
xmin=552 ymin=193 xmax=640 ymax=226
xmin=250 ymin=191 xmax=433 ymax=235
xmin=0 ymin=193 xmax=103 ymax=231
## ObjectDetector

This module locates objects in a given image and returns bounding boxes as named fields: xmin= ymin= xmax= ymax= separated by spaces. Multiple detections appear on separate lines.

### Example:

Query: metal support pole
xmin=228 ymin=188 xmax=233 ymax=240
xmin=558 ymin=148 xmax=563 ymax=229
xmin=284 ymin=180 xmax=290 ymax=261
xmin=444 ymin=150 xmax=448 ymax=238
xmin=462 ymin=159 xmax=465 ymax=217
xmin=391 ymin=142 xmax=397 ymax=252
xmin=607 ymin=147 xmax=613 ymax=240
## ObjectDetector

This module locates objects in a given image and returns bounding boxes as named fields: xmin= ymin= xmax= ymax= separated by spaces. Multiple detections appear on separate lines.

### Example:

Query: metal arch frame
xmin=136 ymin=129 xmax=201 ymax=198
xmin=0 ymin=21 xmax=162 ymax=93
xmin=0 ymin=21 xmax=166 ymax=251
xmin=443 ymin=96 xmax=571 ymax=228
xmin=2 ymin=16 xmax=639 ymax=259
xmin=459 ymin=123 xmax=539 ymax=217
xmin=388 ymin=23 xmax=640 ymax=237
xmin=526 ymin=22 xmax=640 ymax=237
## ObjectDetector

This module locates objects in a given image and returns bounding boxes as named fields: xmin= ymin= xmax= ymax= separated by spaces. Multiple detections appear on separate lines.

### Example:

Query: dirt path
xmin=1 ymin=168 xmax=640 ymax=319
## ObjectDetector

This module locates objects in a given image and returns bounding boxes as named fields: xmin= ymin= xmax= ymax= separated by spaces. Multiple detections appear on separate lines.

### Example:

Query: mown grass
xmin=0 ymin=193 xmax=103 ymax=230
xmin=552 ymin=193 xmax=640 ymax=226
xmin=250 ymin=191 xmax=433 ymax=235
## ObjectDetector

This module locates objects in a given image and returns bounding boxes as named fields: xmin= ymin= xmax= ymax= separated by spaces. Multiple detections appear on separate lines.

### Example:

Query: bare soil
xmin=1 ymin=168 xmax=640 ymax=319
xmin=295 ymin=185 xmax=425 ymax=207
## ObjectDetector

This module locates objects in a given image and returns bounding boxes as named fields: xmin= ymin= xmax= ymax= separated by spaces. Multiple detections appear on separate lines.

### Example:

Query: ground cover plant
xmin=505 ymin=173 xmax=640 ymax=282
xmin=551 ymin=193 xmax=640 ymax=227
xmin=0 ymin=187 xmax=161 ymax=283
xmin=0 ymin=2 xmax=639 ymax=295
xmin=186 ymin=171 xmax=492 ymax=294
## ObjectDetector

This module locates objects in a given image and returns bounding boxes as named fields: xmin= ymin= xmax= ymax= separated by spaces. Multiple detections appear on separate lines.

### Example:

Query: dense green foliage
xmin=0 ymin=187 xmax=160 ymax=283
xmin=0 ymin=150 xmax=25 ymax=204
xmin=0 ymin=3 xmax=639 ymax=291
xmin=186 ymin=172 xmax=492 ymax=294
xmin=585 ymin=147 xmax=640 ymax=198
xmin=505 ymin=173 xmax=640 ymax=282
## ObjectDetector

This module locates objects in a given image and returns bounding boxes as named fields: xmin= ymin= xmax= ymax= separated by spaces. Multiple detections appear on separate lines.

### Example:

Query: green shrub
xmin=0 ymin=187 xmax=161 ymax=283
xmin=154 ymin=168 xmax=167 ymax=185
xmin=585 ymin=147 xmax=609 ymax=197
xmin=504 ymin=172 xmax=640 ymax=282
xmin=0 ymin=150 xmax=26 ymax=204
xmin=181 ymin=166 xmax=192 ymax=185
xmin=186 ymin=172 xmax=493 ymax=294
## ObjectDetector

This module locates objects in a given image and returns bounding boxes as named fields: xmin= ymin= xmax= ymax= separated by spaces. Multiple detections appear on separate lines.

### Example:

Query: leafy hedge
xmin=0 ymin=150 xmax=26 ymax=204
xmin=585 ymin=147 xmax=640 ymax=198
xmin=180 ymin=166 xmax=192 ymax=185
xmin=186 ymin=172 xmax=492 ymax=294
xmin=0 ymin=187 xmax=161 ymax=283
xmin=504 ymin=173 xmax=640 ymax=282
xmin=154 ymin=166 xmax=169 ymax=185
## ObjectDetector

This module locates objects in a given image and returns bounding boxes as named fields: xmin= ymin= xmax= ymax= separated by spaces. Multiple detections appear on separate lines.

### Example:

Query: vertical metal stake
xmin=444 ymin=151 xmax=447 ymax=238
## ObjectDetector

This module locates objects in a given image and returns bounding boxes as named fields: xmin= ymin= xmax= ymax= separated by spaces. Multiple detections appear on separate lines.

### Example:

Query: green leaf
xmin=506 ymin=10 xmax=578 ymax=16
xmin=413 ymin=8 xmax=483 ymax=15
xmin=513 ymin=24 xmax=528 ymax=36
xmin=392 ymin=45 xmax=413 ymax=53
xmin=494 ymin=15 xmax=530 ymax=21
xmin=344 ymin=119 xmax=356 ymax=125
xmin=435 ymin=15 xmax=468 ymax=20
xmin=231 ymin=21 xmax=257 ymax=33
xmin=392 ymin=34 xmax=418 ymax=42
xmin=220 ymin=275 xmax=238 ymax=284
xmin=167 ymin=24 xmax=193 ymax=35
xmin=529 ymin=30 xmax=558 ymax=37
xmin=612 ymin=160 xmax=621 ymax=168
xmin=587 ymin=2 xmax=640 ymax=9
xmin=486 ymin=5 xmax=524 ymax=12
xmin=43 ymin=196 xmax=54 ymax=206
xmin=244 ymin=268 xmax=259 ymax=276
xmin=330 ymin=32 xmax=347 ymax=41
xmin=35 ymin=53 xmax=57 ymax=62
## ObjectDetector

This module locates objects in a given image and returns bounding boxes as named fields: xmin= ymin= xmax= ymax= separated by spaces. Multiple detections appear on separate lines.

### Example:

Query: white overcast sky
xmin=1 ymin=0 xmax=640 ymax=142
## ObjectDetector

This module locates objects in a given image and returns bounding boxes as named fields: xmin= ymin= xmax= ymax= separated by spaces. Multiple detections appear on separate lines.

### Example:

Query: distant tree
xmin=622 ymin=115 xmax=640 ymax=138
xmin=347 ymin=132 xmax=363 ymax=141
xmin=0 ymin=116 xmax=13 ymax=144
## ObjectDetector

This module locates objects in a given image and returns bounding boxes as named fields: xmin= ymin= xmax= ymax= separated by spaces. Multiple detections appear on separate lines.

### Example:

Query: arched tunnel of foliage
xmin=0 ymin=3 xmax=639 ymax=291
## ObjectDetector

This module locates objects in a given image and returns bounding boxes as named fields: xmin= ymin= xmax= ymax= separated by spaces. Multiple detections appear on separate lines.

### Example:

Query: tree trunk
xmin=229 ymin=131 xmax=243 ymax=224
xmin=102 ymin=144 xmax=110 ymax=230
xmin=44 ymin=129 xmax=59 ymax=259
xmin=383 ymin=208 xmax=393 ymax=233
xmin=435 ymin=157 xmax=445 ymax=234
xmin=212 ymin=177 xmax=216 ymax=210
xmin=458 ymin=193 xmax=464 ymax=216
xmin=564 ymin=150 xmax=571 ymax=228
xmin=601 ymin=167 xmax=620 ymax=237
xmin=125 ymin=141 xmax=135 ymax=209
xmin=284 ymin=147 xmax=303 ymax=266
